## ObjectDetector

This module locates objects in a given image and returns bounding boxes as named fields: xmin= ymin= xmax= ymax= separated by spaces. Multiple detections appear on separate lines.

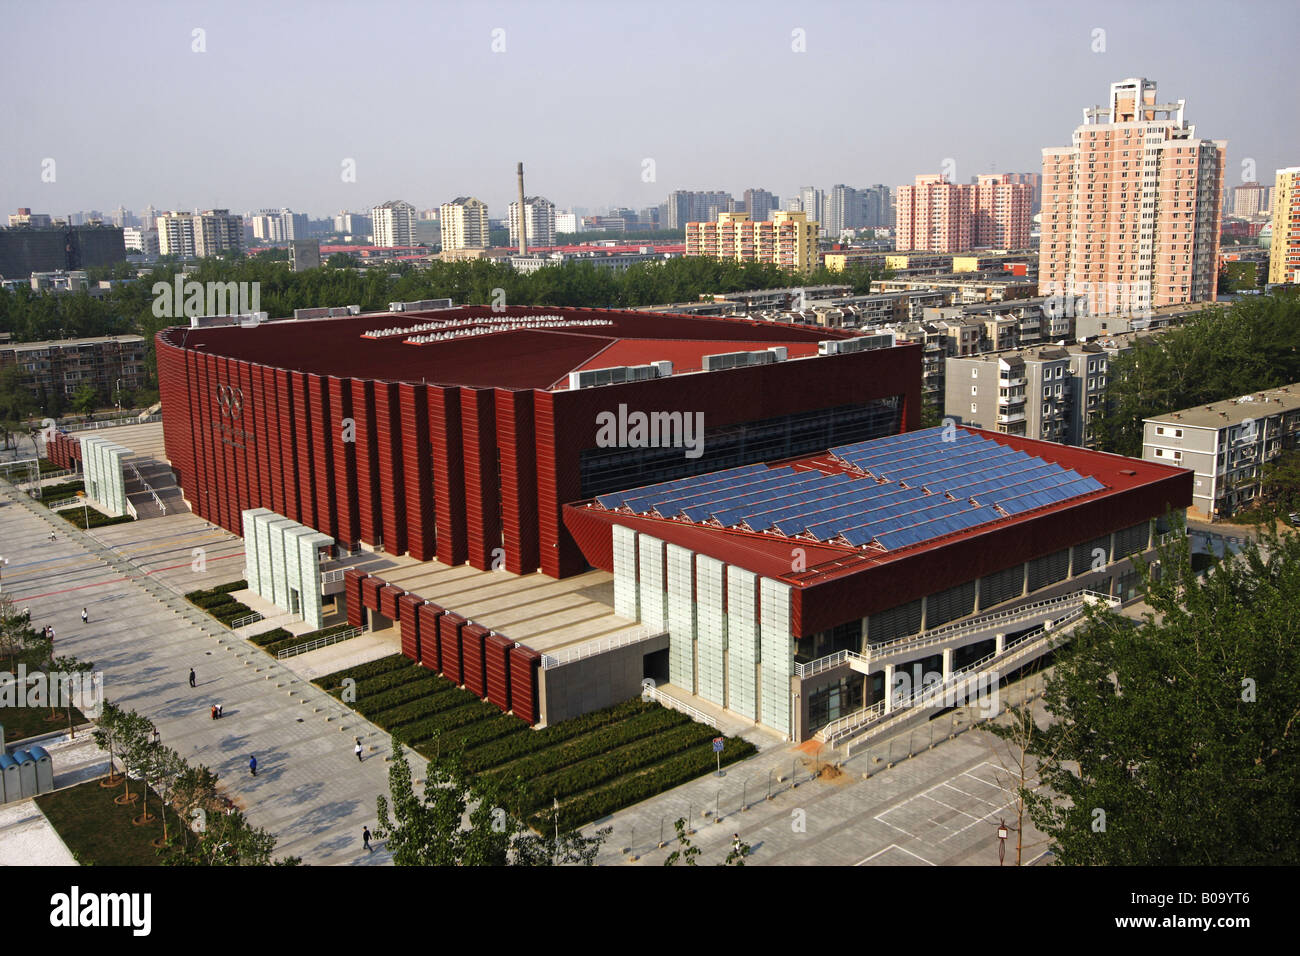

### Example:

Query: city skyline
xmin=2 ymin=0 xmax=1295 ymax=218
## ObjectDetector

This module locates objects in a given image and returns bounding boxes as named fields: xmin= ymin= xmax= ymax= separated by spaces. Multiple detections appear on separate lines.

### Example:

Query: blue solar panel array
xmin=595 ymin=426 xmax=1107 ymax=553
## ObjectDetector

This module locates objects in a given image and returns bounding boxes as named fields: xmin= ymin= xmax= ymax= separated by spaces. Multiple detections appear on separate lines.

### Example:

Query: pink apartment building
xmin=896 ymin=173 xmax=1030 ymax=253
xmin=1039 ymin=77 xmax=1226 ymax=313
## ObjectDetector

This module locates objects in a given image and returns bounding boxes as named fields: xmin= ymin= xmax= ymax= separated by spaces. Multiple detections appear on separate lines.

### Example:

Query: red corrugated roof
xmin=162 ymin=305 xmax=851 ymax=390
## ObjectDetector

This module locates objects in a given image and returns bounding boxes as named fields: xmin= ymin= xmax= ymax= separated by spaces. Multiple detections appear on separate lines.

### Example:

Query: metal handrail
xmin=640 ymin=680 xmax=713 ymax=725
xmin=817 ymin=595 xmax=1118 ymax=746
xmin=231 ymin=612 xmax=264 ymax=629
xmin=125 ymin=499 xmax=138 ymax=520
xmin=540 ymin=626 xmax=663 ymax=668
xmin=794 ymin=588 xmax=1112 ymax=679
xmin=44 ymin=496 xmax=82 ymax=510
xmin=57 ymin=413 xmax=162 ymax=433
xmin=277 ymin=626 xmax=364 ymax=659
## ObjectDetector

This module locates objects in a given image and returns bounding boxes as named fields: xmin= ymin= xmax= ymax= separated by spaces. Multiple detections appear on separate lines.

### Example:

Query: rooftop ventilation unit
xmin=818 ymin=331 xmax=895 ymax=355
xmin=702 ymin=348 xmax=784 ymax=371
xmin=567 ymin=361 xmax=673 ymax=390
xmin=389 ymin=298 xmax=454 ymax=313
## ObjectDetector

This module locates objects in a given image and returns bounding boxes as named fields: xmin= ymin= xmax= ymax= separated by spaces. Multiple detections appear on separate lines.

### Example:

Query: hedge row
xmin=548 ymin=735 xmax=758 ymax=830
xmin=522 ymin=721 xmax=721 ymax=809
xmin=313 ymin=654 xmax=409 ymax=691
xmin=41 ymin=480 xmax=85 ymax=500
xmin=60 ymin=509 xmax=134 ymax=529
xmin=417 ymin=716 xmax=527 ymax=756
xmin=393 ymin=700 xmax=504 ymax=745
xmin=249 ymin=628 xmax=291 ymax=647
xmin=345 ymin=665 xmax=437 ymax=699
xmin=485 ymin=707 xmax=688 ymax=785
xmin=460 ymin=699 xmax=655 ymax=774
xmin=358 ymin=678 xmax=460 ymax=720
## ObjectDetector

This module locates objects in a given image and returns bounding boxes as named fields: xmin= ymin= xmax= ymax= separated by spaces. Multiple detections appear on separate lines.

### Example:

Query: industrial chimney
xmin=516 ymin=162 xmax=527 ymax=255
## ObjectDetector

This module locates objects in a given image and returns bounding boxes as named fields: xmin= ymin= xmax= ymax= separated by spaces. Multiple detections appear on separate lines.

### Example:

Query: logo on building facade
xmin=216 ymin=384 xmax=243 ymax=419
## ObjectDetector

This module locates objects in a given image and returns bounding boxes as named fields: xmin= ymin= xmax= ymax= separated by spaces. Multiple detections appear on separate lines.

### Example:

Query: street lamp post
xmin=0 ymin=556 xmax=7 ymax=594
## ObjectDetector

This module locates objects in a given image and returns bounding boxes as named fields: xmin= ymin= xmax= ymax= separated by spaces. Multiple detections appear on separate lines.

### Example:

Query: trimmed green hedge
xmin=547 ymin=734 xmax=758 ymax=830
xmin=485 ymin=707 xmax=686 ymax=785
xmin=313 ymin=654 xmax=410 ymax=690
xmin=367 ymin=684 xmax=473 ymax=726
xmin=416 ymin=716 xmax=526 ymax=756
xmin=358 ymin=675 xmax=456 ymax=715
xmin=59 ymin=509 xmax=134 ymax=529
xmin=460 ymin=698 xmax=653 ymax=774
xmin=41 ymin=480 xmax=85 ymax=500
xmin=249 ymin=628 xmax=292 ymax=647
xmin=523 ymin=721 xmax=720 ymax=808
xmin=342 ymin=665 xmax=436 ymax=700
xmin=393 ymin=700 xmax=504 ymax=745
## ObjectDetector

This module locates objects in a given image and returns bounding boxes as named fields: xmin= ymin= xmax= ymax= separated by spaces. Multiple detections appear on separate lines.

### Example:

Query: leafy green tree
xmin=114 ymin=709 xmax=154 ymax=807
xmin=70 ymin=384 xmax=99 ymax=417
xmin=1025 ymin=518 xmax=1300 ymax=864
xmin=663 ymin=818 xmax=700 ymax=866
xmin=91 ymin=701 xmax=126 ymax=786
xmin=375 ymin=737 xmax=607 ymax=865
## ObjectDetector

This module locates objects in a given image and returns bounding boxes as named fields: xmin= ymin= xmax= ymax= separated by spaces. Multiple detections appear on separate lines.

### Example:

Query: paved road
xmin=589 ymin=679 xmax=1053 ymax=866
xmin=1 ymin=484 xmax=413 ymax=865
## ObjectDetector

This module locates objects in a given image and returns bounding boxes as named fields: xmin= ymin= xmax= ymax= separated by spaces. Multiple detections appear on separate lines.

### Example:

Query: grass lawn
xmin=35 ymin=777 xmax=168 ymax=866
xmin=0 ymin=705 xmax=85 ymax=743
xmin=315 ymin=654 xmax=757 ymax=829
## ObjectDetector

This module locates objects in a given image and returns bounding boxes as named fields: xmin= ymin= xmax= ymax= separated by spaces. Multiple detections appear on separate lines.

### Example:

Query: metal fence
xmin=276 ymin=626 xmax=364 ymax=660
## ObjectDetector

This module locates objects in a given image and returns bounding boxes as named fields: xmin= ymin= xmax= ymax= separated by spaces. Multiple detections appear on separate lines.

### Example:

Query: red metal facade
xmin=155 ymin=310 xmax=918 ymax=581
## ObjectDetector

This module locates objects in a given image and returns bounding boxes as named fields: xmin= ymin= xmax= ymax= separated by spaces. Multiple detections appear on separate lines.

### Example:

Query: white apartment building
xmin=1143 ymin=384 xmax=1300 ymax=520
xmin=371 ymin=200 xmax=417 ymax=248
xmin=439 ymin=197 xmax=490 ymax=251
xmin=508 ymin=196 xmax=557 ymax=249
xmin=156 ymin=210 xmax=243 ymax=258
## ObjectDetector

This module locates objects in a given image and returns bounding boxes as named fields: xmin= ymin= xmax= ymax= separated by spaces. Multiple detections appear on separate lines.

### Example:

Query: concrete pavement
xmin=1 ymin=482 xmax=413 ymax=865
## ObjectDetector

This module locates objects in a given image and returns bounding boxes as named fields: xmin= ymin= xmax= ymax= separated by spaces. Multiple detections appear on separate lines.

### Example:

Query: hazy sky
xmin=3 ymin=0 xmax=1297 ymax=219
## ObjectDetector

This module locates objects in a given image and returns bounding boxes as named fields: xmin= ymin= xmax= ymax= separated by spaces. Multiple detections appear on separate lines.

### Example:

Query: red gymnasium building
xmin=155 ymin=306 xmax=918 ymax=577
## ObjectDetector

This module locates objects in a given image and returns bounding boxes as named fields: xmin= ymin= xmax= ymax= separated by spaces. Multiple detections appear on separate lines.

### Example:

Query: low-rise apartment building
xmin=1142 ymin=384 xmax=1300 ymax=520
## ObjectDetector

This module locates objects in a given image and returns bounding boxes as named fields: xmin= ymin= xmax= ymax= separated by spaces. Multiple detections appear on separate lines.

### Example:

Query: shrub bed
xmin=345 ymin=665 xmax=436 ymax=699
xmin=523 ymin=721 xmax=720 ymax=808
xmin=546 ymin=734 xmax=756 ymax=830
xmin=249 ymin=628 xmax=292 ymax=647
xmin=40 ymin=480 xmax=85 ymax=500
xmin=313 ymin=654 xmax=410 ymax=691
xmin=366 ymin=684 xmax=473 ymax=726
xmin=358 ymin=675 xmax=456 ymax=715
xmin=393 ymin=700 xmax=503 ymax=745
xmin=60 ymin=509 xmax=135 ymax=529
xmin=485 ymin=707 xmax=687 ymax=784
xmin=460 ymin=699 xmax=653 ymax=774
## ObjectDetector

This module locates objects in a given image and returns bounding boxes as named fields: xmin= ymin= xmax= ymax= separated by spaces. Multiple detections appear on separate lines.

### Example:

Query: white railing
xmin=58 ymin=413 xmax=162 ymax=433
xmin=231 ymin=612 xmax=264 ymax=629
xmin=125 ymin=499 xmax=138 ymax=520
xmin=44 ymin=496 xmax=82 ymax=511
xmin=539 ymin=626 xmax=663 ymax=669
xmin=640 ymin=679 xmax=714 ymax=725
xmin=818 ymin=597 xmax=1115 ymax=747
xmin=277 ymin=626 xmax=364 ymax=659
xmin=794 ymin=588 xmax=1113 ymax=679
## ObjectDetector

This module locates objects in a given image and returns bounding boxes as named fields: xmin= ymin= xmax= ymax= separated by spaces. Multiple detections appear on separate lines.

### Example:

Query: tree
xmin=114 ymin=709 xmax=154 ymax=807
xmin=70 ymin=384 xmax=99 ymax=417
xmin=168 ymin=762 xmax=220 ymax=852
xmin=663 ymin=818 xmax=700 ymax=866
xmin=0 ymin=593 xmax=32 ymax=672
xmin=52 ymin=653 xmax=93 ymax=736
xmin=985 ymin=675 xmax=1066 ymax=866
xmin=150 ymin=746 xmax=186 ymax=846
xmin=1025 ymin=517 xmax=1300 ymax=864
xmin=375 ymin=737 xmax=607 ymax=866
xmin=91 ymin=701 xmax=126 ymax=786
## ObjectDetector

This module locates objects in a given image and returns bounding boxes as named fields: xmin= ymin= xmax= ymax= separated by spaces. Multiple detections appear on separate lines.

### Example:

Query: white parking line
xmin=856 ymin=843 xmax=935 ymax=866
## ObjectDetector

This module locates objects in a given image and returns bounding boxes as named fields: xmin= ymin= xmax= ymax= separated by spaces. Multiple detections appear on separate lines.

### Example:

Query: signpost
xmin=713 ymin=737 xmax=725 ymax=777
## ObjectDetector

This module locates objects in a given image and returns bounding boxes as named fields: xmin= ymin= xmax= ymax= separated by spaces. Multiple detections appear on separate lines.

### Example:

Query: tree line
xmin=1092 ymin=290 xmax=1300 ymax=458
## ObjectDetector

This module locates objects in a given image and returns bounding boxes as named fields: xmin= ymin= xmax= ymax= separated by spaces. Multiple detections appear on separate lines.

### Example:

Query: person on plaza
xmin=189 ymin=668 xmax=196 ymax=688
xmin=216 ymin=703 xmax=223 ymax=718
xmin=362 ymin=826 xmax=373 ymax=853
xmin=249 ymin=755 xmax=257 ymax=777
xmin=354 ymin=738 xmax=363 ymax=762
xmin=211 ymin=704 xmax=218 ymax=720
xmin=81 ymin=607 xmax=88 ymax=623
xmin=48 ymin=531 xmax=55 ymax=543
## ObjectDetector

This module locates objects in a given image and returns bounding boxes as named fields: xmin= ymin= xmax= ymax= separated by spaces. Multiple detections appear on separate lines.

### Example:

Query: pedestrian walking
xmin=211 ymin=704 xmax=218 ymax=720
xmin=48 ymin=531 xmax=55 ymax=543
xmin=362 ymin=826 xmax=373 ymax=853
xmin=354 ymin=738 xmax=363 ymax=762
xmin=249 ymin=755 xmax=257 ymax=777
xmin=81 ymin=607 xmax=88 ymax=623
xmin=189 ymin=668 xmax=196 ymax=688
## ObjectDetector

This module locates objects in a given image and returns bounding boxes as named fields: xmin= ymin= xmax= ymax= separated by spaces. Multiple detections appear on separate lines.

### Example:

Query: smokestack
xmin=516 ymin=162 xmax=527 ymax=255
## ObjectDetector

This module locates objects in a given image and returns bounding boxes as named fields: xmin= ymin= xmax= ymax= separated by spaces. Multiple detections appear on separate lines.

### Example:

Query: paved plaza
xmin=1 ymin=483 xmax=412 ymax=865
